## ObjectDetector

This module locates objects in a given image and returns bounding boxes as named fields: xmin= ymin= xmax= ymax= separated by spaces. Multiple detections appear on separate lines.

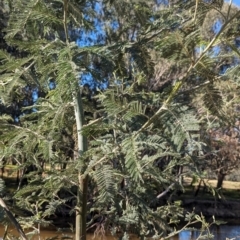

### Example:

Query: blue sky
xmin=231 ymin=0 xmax=240 ymax=5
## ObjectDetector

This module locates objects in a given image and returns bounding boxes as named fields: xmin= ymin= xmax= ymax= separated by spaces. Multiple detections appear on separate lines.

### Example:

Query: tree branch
xmin=0 ymin=198 xmax=27 ymax=240
xmin=156 ymin=183 xmax=175 ymax=199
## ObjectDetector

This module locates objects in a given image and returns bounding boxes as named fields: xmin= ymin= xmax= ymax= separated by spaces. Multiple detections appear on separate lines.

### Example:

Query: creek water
xmin=1 ymin=224 xmax=240 ymax=239
xmin=172 ymin=224 xmax=240 ymax=239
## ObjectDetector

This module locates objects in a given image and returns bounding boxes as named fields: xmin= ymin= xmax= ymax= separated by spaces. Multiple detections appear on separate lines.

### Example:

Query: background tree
xmin=191 ymin=1 xmax=240 ymax=191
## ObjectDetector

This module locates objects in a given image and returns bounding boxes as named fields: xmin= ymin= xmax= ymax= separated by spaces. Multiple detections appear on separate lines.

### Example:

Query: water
xmin=2 ymin=224 xmax=240 ymax=239
xmin=172 ymin=224 xmax=240 ymax=240
xmin=0 ymin=225 xmax=73 ymax=239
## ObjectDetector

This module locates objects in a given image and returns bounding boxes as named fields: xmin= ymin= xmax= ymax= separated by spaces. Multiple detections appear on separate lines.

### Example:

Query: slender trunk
xmin=194 ymin=179 xmax=202 ymax=197
xmin=216 ymin=170 xmax=226 ymax=189
xmin=74 ymin=90 xmax=88 ymax=240
xmin=76 ymin=173 xmax=89 ymax=239
xmin=62 ymin=2 xmax=88 ymax=237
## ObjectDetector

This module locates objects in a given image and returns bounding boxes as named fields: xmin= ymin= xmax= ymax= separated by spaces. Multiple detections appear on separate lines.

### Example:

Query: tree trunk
xmin=76 ymin=173 xmax=89 ymax=240
xmin=216 ymin=170 xmax=226 ymax=189
xmin=194 ymin=179 xmax=202 ymax=197
xmin=74 ymin=90 xmax=88 ymax=240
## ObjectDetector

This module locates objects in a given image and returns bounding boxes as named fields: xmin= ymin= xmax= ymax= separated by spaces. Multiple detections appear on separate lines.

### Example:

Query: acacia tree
xmin=194 ymin=79 xmax=240 ymax=190
xmin=1 ymin=0 xmax=240 ymax=239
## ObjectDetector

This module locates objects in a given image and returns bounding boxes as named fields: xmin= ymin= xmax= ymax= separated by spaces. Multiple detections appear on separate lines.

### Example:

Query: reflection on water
xmin=172 ymin=225 xmax=240 ymax=240
xmin=0 ymin=225 xmax=74 ymax=240
xmin=1 ymin=224 xmax=240 ymax=239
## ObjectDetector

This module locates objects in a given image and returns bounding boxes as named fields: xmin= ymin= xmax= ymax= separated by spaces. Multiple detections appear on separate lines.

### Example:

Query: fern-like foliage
xmin=91 ymin=164 xmax=118 ymax=203
xmin=203 ymin=83 xmax=224 ymax=116
xmin=122 ymin=136 xmax=144 ymax=183
xmin=1 ymin=0 xmax=240 ymax=239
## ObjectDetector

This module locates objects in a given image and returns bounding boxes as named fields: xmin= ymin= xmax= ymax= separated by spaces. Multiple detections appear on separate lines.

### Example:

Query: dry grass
xmin=183 ymin=177 xmax=240 ymax=190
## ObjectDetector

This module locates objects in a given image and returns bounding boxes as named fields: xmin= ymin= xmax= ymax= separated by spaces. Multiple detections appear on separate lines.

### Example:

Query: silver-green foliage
xmin=0 ymin=0 xmax=239 ymax=238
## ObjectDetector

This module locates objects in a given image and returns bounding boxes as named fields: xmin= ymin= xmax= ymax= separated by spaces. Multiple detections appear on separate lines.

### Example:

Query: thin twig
xmin=63 ymin=0 xmax=69 ymax=44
